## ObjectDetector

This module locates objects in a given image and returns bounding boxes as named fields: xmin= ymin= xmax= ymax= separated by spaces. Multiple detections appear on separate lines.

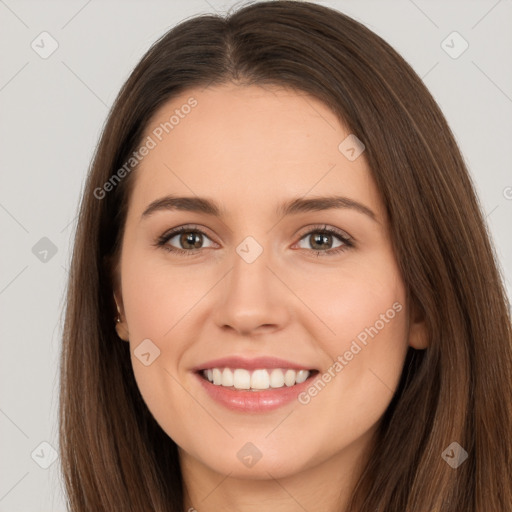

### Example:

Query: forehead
xmin=127 ymin=84 xmax=384 ymax=222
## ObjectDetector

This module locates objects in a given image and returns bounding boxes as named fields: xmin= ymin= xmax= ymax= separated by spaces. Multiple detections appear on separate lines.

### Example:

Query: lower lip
xmin=194 ymin=371 xmax=318 ymax=412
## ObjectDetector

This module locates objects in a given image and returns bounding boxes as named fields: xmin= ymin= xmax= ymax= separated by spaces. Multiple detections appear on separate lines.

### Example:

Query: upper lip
xmin=191 ymin=356 xmax=316 ymax=372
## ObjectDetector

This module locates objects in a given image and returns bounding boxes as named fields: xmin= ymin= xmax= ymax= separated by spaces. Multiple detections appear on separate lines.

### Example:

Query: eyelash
xmin=154 ymin=224 xmax=354 ymax=258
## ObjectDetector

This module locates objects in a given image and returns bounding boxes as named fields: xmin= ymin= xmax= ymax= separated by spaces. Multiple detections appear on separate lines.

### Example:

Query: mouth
xmin=191 ymin=356 xmax=320 ymax=412
xmin=197 ymin=367 xmax=319 ymax=392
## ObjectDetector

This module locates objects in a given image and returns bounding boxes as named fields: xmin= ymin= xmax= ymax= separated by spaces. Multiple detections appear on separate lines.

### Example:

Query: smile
xmin=201 ymin=367 xmax=313 ymax=391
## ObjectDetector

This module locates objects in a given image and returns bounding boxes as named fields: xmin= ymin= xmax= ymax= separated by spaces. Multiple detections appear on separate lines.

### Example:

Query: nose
xmin=213 ymin=245 xmax=291 ymax=337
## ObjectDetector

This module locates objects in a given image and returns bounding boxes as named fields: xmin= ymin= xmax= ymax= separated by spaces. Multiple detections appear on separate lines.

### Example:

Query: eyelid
xmin=294 ymin=224 xmax=354 ymax=244
xmin=158 ymin=223 xmax=217 ymax=241
xmin=155 ymin=223 xmax=355 ymax=255
xmin=155 ymin=224 xmax=219 ymax=251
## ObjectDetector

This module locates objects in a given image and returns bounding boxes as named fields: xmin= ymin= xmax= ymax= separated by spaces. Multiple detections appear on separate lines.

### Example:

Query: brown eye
xmin=296 ymin=227 xmax=352 ymax=255
xmin=177 ymin=231 xmax=204 ymax=250
xmin=156 ymin=226 xmax=216 ymax=255
xmin=306 ymin=232 xmax=336 ymax=251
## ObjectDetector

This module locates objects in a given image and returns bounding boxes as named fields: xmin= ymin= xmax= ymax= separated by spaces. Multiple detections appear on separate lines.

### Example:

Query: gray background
xmin=0 ymin=0 xmax=511 ymax=510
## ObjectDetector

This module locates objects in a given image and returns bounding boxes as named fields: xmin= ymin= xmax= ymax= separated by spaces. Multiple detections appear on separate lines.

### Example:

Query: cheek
xmin=120 ymin=249 xmax=213 ymax=441
xmin=292 ymin=255 xmax=407 ymax=363
xmin=121 ymin=247 xmax=207 ymax=340
xmin=322 ymin=276 xmax=407 ymax=365
xmin=293 ymin=258 xmax=409 ymax=426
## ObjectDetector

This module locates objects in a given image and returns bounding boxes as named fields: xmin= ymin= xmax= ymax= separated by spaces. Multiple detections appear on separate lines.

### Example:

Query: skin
xmin=114 ymin=83 xmax=428 ymax=512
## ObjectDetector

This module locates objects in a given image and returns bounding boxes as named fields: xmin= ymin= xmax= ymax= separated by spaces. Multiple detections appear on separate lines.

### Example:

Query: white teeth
xmin=222 ymin=368 xmax=233 ymax=387
xmin=233 ymin=369 xmax=251 ymax=389
xmin=212 ymin=368 xmax=222 ymax=385
xmin=202 ymin=368 xmax=312 ymax=390
xmin=295 ymin=369 xmax=309 ymax=384
xmin=284 ymin=369 xmax=296 ymax=387
xmin=251 ymin=369 xmax=270 ymax=390
xmin=269 ymin=368 xmax=285 ymax=388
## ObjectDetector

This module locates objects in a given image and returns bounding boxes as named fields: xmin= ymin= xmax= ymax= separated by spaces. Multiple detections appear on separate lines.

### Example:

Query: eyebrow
xmin=140 ymin=194 xmax=378 ymax=222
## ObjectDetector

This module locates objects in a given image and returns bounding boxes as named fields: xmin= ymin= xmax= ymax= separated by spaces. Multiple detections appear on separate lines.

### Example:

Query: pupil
xmin=312 ymin=233 xmax=331 ymax=250
xmin=181 ymin=232 xmax=202 ymax=249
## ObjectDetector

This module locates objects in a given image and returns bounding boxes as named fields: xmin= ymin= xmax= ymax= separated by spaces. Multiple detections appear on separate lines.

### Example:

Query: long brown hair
xmin=59 ymin=1 xmax=512 ymax=510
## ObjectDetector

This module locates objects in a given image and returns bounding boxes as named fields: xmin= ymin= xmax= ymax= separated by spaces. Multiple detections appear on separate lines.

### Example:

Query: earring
xmin=114 ymin=314 xmax=129 ymax=342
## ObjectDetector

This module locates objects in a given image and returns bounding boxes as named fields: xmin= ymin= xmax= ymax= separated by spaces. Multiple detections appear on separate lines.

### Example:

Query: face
xmin=114 ymin=84 xmax=427 ymax=481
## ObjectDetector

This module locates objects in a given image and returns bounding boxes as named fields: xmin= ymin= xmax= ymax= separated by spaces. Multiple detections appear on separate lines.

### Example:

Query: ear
xmin=113 ymin=291 xmax=130 ymax=342
xmin=407 ymin=298 xmax=428 ymax=350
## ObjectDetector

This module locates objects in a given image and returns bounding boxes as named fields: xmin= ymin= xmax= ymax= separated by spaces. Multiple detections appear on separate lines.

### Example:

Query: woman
xmin=59 ymin=1 xmax=512 ymax=511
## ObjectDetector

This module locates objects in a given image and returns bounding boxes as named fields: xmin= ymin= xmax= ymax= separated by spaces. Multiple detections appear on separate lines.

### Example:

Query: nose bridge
xmin=232 ymin=236 xmax=271 ymax=290
xmin=214 ymin=233 xmax=290 ymax=335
